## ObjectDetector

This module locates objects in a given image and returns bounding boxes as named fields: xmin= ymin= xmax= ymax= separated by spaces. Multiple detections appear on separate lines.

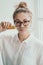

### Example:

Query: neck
xmin=18 ymin=32 xmax=30 ymax=42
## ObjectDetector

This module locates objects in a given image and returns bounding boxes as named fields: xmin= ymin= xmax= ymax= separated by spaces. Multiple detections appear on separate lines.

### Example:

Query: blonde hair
xmin=13 ymin=2 xmax=32 ymax=20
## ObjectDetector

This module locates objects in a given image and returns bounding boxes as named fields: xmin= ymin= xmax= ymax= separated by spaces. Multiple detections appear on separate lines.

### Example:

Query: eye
xmin=24 ymin=20 xmax=30 ymax=23
xmin=14 ymin=20 xmax=20 ymax=24
xmin=16 ymin=21 xmax=20 ymax=24
xmin=24 ymin=20 xmax=27 ymax=23
xmin=27 ymin=20 xmax=30 ymax=22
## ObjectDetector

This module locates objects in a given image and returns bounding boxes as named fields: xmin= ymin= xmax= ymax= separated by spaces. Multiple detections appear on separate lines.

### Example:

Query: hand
xmin=0 ymin=21 xmax=15 ymax=32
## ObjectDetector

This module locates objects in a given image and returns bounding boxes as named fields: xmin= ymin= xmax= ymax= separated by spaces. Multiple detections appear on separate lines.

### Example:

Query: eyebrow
xmin=14 ymin=18 xmax=30 ymax=21
xmin=14 ymin=19 xmax=20 ymax=21
xmin=23 ymin=19 xmax=30 ymax=21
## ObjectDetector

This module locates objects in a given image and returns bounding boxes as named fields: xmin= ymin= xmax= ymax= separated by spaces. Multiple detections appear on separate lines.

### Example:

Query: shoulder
xmin=0 ymin=35 xmax=13 ymax=51
xmin=31 ymin=34 xmax=43 ymax=51
xmin=32 ymin=36 xmax=43 ymax=65
xmin=0 ymin=35 xmax=13 ymax=42
xmin=0 ymin=33 xmax=18 ymax=44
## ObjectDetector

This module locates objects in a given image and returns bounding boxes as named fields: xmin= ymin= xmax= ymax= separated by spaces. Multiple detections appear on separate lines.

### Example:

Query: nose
xmin=20 ymin=23 xmax=24 ymax=27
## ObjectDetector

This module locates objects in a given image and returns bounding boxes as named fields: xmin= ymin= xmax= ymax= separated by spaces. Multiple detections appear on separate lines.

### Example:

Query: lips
xmin=19 ymin=28 xmax=25 ymax=31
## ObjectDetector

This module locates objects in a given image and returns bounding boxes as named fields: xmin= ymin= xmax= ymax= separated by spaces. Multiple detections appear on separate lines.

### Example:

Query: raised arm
xmin=0 ymin=21 xmax=15 ymax=32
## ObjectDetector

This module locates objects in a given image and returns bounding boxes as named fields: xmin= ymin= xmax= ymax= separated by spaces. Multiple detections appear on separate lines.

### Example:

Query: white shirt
xmin=0 ymin=33 xmax=43 ymax=65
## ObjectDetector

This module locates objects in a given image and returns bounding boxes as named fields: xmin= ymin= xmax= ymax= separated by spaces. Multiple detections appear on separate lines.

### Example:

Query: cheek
xmin=25 ymin=23 xmax=31 ymax=31
xmin=27 ymin=22 xmax=32 ymax=27
xmin=16 ymin=25 xmax=29 ymax=30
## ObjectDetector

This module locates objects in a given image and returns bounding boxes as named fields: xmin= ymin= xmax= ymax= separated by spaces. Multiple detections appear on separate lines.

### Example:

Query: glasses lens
xmin=23 ymin=20 xmax=30 ymax=25
xmin=14 ymin=20 xmax=30 ymax=26
xmin=14 ymin=20 xmax=20 ymax=25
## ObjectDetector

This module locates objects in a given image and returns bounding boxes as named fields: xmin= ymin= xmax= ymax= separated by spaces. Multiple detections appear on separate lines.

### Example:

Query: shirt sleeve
xmin=39 ymin=45 xmax=43 ymax=65
xmin=0 ymin=37 xmax=4 ymax=65
xmin=0 ymin=35 xmax=13 ymax=65
xmin=0 ymin=36 xmax=3 ymax=52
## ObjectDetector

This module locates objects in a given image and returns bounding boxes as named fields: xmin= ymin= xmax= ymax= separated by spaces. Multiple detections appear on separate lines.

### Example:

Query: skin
xmin=14 ymin=12 xmax=32 ymax=42
xmin=0 ymin=22 xmax=15 ymax=32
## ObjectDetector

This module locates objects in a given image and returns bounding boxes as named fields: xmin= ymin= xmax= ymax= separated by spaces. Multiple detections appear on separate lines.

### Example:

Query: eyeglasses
xmin=14 ymin=19 xmax=30 ymax=26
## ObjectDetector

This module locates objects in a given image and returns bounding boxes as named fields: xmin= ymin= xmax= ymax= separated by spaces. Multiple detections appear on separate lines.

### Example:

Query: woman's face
xmin=14 ymin=12 xmax=32 ymax=34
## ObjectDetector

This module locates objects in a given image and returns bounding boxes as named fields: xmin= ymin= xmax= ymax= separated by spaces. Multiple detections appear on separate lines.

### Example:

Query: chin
xmin=19 ymin=30 xmax=26 ymax=34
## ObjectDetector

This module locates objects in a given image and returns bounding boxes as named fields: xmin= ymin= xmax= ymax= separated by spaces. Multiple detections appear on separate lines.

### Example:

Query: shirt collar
xmin=16 ymin=33 xmax=33 ymax=44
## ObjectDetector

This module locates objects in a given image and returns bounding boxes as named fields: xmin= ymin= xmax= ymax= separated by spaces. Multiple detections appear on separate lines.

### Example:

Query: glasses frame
xmin=14 ymin=19 xmax=30 ymax=26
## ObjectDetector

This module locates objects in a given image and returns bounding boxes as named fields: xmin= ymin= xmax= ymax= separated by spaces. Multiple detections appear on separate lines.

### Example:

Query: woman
xmin=0 ymin=2 xmax=43 ymax=65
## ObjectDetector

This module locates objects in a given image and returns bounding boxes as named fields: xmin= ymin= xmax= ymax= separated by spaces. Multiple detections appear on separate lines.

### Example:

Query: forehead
xmin=14 ymin=12 xmax=31 ymax=20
